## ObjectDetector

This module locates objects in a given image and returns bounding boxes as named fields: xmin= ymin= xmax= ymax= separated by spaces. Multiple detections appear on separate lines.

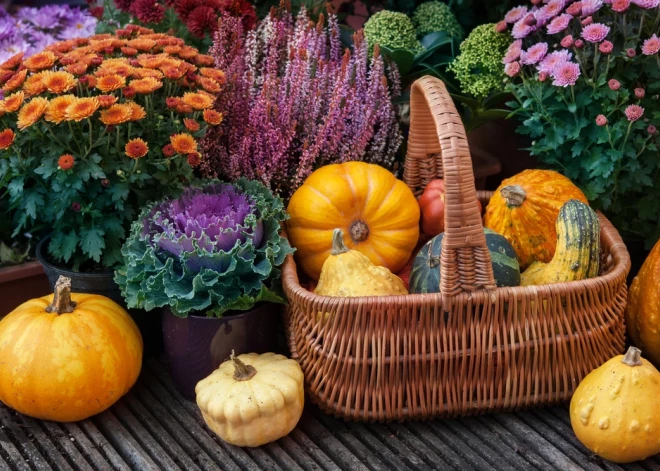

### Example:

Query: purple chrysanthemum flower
xmin=512 ymin=18 xmax=535 ymax=38
xmin=0 ymin=17 xmax=16 ymax=43
xmin=581 ymin=0 xmax=604 ymax=15
xmin=552 ymin=61 xmax=581 ymax=86
xmin=536 ymin=0 xmax=566 ymax=25
xmin=505 ymin=6 xmax=529 ymax=23
xmin=503 ymin=39 xmax=523 ymax=63
xmin=547 ymin=14 xmax=573 ymax=34
xmin=625 ymin=104 xmax=644 ymax=121
xmin=521 ymin=42 xmax=549 ymax=64
xmin=538 ymin=49 xmax=573 ymax=73
xmin=642 ymin=34 xmax=660 ymax=55
xmin=581 ymin=23 xmax=610 ymax=43
xmin=631 ymin=0 xmax=660 ymax=7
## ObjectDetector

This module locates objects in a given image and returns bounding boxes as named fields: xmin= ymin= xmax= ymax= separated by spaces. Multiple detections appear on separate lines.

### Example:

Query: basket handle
xmin=404 ymin=76 xmax=497 ymax=298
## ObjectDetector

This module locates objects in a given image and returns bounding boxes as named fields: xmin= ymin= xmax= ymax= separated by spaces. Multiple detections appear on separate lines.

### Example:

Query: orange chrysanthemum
xmin=0 ymin=129 xmax=15 ymax=150
xmin=41 ymin=71 xmax=78 ymax=94
xmin=126 ymin=101 xmax=146 ymax=121
xmin=0 ymin=52 xmax=23 ymax=70
xmin=187 ymin=152 xmax=201 ymax=167
xmin=197 ymin=76 xmax=221 ymax=94
xmin=121 ymin=46 xmax=138 ymax=57
xmin=90 ymin=38 xmax=115 ymax=53
xmin=95 ymin=74 xmax=126 ymax=92
xmin=45 ymin=95 xmax=76 ymax=124
xmin=65 ymin=97 xmax=100 ymax=121
xmin=97 ymin=95 xmax=118 ymax=108
xmin=175 ymin=103 xmax=193 ymax=114
xmin=3 ymin=69 xmax=28 ymax=92
xmin=128 ymin=38 xmax=157 ymax=52
xmin=163 ymin=45 xmax=181 ymax=55
xmin=125 ymin=138 xmax=149 ymax=159
xmin=23 ymin=51 xmax=57 ymax=72
xmin=97 ymin=58 xmax=134 ymax=77
xmin=182 ymin=92 xmax=214 ymax=110
xmin=130 ymin=77 xmax=162 ymax=94
xmin=22 ymin=73 xmax=47 ymax=96
xmin=199 ymin=68 xmax=225 ymax=84
xmin=160 ymin=57 xmax=183 ymax=69
xmin=99 ymin=104 xmax=133 ymax=125
xmin=177 ymin=46 xmax=198 ymax=60
xmin=58 ymin=154 xmax=74 ymax=170
xmin=170 ymin=133 xmax=197 ymax=154
xmin=65 ymin=62 xmax=89 ymax=75
xmin=47 ymin=40 xmax=75 ymax=54
xmin=0 ymin=91 xmax=25 ymax=113
xmin=17 ymin=97 xmax=48 ymax=130
xmin=202 ymin=109 xmax=223 ymax=126
xmin=131 ymin=68 xmax=164 ymax=80
xmin=183 ymin=118 xmax=200 ymax=132
xmin=195 ymin=55 xmax=214 ymax=66
xmin=137 ymin=53 xmax=167 ymax=69
xmin=162 ymin=66 xmax=186 ymax=80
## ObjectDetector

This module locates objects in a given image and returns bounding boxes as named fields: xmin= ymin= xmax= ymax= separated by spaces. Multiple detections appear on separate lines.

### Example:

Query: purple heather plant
xmin=499 ymin=0 xmax=660 ymax=245
xmin=0 ymin=5 xmax=97 ymax=63
xmin=200 ymin=7 xmax=402 ymax=200
xmin=115 ymin=179 xmax=294 ymax=317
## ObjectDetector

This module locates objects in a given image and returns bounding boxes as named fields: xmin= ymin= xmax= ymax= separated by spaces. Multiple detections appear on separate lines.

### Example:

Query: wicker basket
xmin=282 ymin=76 xmax=630 ymax=422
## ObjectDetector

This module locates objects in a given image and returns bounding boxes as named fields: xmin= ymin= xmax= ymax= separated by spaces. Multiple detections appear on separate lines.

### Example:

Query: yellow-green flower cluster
xmin=412 ymin=1 xmax=464 ymax=39
xmin=448 ymin=24 xmax=511 ymax=99
xmin=364 ymin=11 xmax=423 ymax=55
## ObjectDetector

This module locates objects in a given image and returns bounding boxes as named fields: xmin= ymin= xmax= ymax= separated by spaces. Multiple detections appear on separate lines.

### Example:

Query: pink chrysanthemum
xmin=627 ymin=48 xmax=636 ymax=57
xmin=642 ymin=34 xmax=660 ymax=55
xmin=505 ymin=6 xmax=528 ymax=23
xmin=599 ymin=40 xmax=614 ymax=54
xmin=611 ymin=0 xmax=631 ymax=12
xmin=581 ymin=0 xmax=604 ymax=15
xmin=539 ymin=71 xmax=549 ymax=82
xmin=581 ymin=16 xmax=593 ymax=26
xmin=505 ymin=61 xmax=522 ymax=77
xmin=512 ymin=18 xmax=535 ymax=39
xmin=536 ymin=0 xmax=565 ymax=25
xmin=566 ymin=2 xmax=583 ymax=15
xmin=538 ymin=50 xmax=572 ymax=74
xmin=649 ymin=125 xmax=657 ymax=135
xmin=521 ymin=42 xmax=549 ymax=65
xmin=495 ymin=21 xmax=508 ymax=33
xmin=631 ymin=0 xmax=660 ymax=8
xmin=503 ymin=40 xmax=523 ymax=64
xmin=625 ymin=104 xmax=644 ymax=121
xmin=596 ymin=114 xmax=608 ymax=126
xmin=575 ymin=39 xmax=585 ymax=48
xmin=608 ymin=79 xmax=621 ymax=90
xmin=581 ymin=23 xmax=610 ymax=43
xmin=551 ymin=61 xmax=581 ymax=86
xmin=561 ymin=34 xmax=575 ymax=47
xmin=548 ymin=14 xmax=573 ymax=34
xmin=635 ymin=88 xmax=645 ymax=99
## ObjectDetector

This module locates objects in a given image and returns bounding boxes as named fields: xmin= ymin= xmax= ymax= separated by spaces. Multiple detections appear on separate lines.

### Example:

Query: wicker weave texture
xmin=282 ymin=76 xmax=630 ymax=422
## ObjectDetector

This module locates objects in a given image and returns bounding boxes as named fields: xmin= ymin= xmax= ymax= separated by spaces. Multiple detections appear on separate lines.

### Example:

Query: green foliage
xmin=364 ymin=10 xmax=424 ymax=55
xmin=115 ymin=179 xmax=294 ymax=317
xmin=412 ymin=1 xmax=463 ymax=39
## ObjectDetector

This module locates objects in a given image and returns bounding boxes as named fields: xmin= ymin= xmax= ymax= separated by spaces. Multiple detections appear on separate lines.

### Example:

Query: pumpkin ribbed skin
xmin=287 ymin=162 xmax=420 ymax=280
xmin=521 ymin=200 xmax=599 ymax=286
xmin=409 ymin=229 xmax=520 ymax=294
xmin=626 ymin=239 xmax=660 ymax=365
xmin=484 ymin=169 xmax=588 ymax=269
xmin=0 ymin=288 xmax=143 ymax=422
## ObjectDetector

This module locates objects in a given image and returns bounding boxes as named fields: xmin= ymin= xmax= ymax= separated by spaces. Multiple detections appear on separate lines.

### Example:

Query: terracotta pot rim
xmin=162 ymin=302 xmax=279 ymax=320
xmin=0 ymin=260 xmax=45 ymax=284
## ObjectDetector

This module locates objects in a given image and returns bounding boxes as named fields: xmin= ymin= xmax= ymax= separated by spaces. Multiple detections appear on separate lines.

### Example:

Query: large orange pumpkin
xmin=0 ymin=276 xmax=143 ymax=422
xmin=287 ymin=162 xmax=420 ymax=280
xmin=483 ymin=169 xmax=588 ymax=269
xmin=626 ymin=240 xmax=660 ymax=366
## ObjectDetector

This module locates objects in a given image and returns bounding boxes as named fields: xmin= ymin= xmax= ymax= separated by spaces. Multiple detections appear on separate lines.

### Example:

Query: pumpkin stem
xmin=622 ymin=346 xmax=643 ymax=367
xmin=500 ymin=185 xmax=526 ymax=207
xmin=331 ymin=228 xmax=349 ymax=255
xmin=349 ymin=221 xmax=369 ymax=243
xmin=45 ymin=276 xmax=77 ymax=315
xmin=231 ymin=349 xmax=257 ymax=381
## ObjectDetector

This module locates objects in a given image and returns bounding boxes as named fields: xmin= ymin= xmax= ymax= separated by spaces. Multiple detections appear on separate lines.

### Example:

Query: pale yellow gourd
xmin=314 ymin=228 xmax=407 ymax=297
xmin=195 ymin=351 xmax=304 ymax=448
xmin=570 ymin=347 xmax=660 ymax=463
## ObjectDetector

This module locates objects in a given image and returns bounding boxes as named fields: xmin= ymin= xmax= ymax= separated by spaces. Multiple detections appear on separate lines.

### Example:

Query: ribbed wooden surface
xmin=0 ymin=356 xmax=657 ymax=470
xmin=282 ymin=76 xmax=630 ymax=421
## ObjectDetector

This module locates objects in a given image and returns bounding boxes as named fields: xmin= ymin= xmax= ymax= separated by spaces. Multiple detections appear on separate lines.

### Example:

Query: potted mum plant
xmin=498 ymin=0 xmax=660 ymax=277
xmin=115 ymin=179 xmax=293 ymax=398
xmin=0 ymin=25 xmax=224 ymax=304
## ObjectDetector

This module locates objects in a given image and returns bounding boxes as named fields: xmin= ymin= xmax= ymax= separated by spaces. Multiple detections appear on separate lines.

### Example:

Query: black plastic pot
xmin=36 ymin=236 xmax=163 ymax=355
xmin=162 ymin=303 xmax=282 ymax=399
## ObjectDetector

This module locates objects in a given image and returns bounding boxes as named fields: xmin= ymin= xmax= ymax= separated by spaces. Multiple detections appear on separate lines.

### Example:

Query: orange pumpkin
xmin=418 ymin=179 xmax=482 ymax=237
xmin=287 ymin=161 xmax=420 ymax=280
xmin=0 ymin=276 xmax=143 ymax=422
xmin=626 ymin=240 xmax=660 ymax=366
xmin=483 ymin=169 xmax=588 ymax=269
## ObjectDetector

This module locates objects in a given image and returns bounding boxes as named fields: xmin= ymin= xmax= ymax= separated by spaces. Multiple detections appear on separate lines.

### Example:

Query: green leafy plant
xmin=115 ymin=180 xmax=294 ymax=317
xmin=412 ymin=1 xmax=464 ymax=39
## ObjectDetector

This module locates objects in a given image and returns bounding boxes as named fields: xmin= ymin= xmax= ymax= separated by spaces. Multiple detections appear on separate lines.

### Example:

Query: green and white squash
xmin=409 ymin=228 xmax=521 ymax=294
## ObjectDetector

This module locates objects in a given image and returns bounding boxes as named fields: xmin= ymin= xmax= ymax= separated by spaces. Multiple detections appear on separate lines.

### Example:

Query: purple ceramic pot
xmin=162 ymin=303 xmax=281 ymax=399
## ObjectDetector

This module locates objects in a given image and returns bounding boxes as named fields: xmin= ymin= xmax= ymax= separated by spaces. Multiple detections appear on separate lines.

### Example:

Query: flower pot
xmin=162 ymin=303 xmax=282 ymax=399
xmin=0 ymin=261 xmax=50 ymax=318
xmin=36 ymin=235 xmax=163 ymax=355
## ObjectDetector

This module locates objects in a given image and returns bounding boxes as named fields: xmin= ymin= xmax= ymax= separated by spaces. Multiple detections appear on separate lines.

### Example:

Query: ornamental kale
xmin=498 ymin=0 xmax=660 ymax=245
xmin=115 ymin=180 xmax=294 ymax=317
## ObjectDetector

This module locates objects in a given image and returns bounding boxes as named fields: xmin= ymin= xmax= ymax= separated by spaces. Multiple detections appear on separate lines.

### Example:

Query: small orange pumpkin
xmin=0 ymin=276 xmax=143 ymax=422
xmin=626 ymin=239 xmax=660 ymax=366
xmin=418 ymin=179 xmax=482 ymax=237
xmin=287 ymin=162 xmax=420 ymax=281
xmin=483 ymin=169 xmax=588 ymax=269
